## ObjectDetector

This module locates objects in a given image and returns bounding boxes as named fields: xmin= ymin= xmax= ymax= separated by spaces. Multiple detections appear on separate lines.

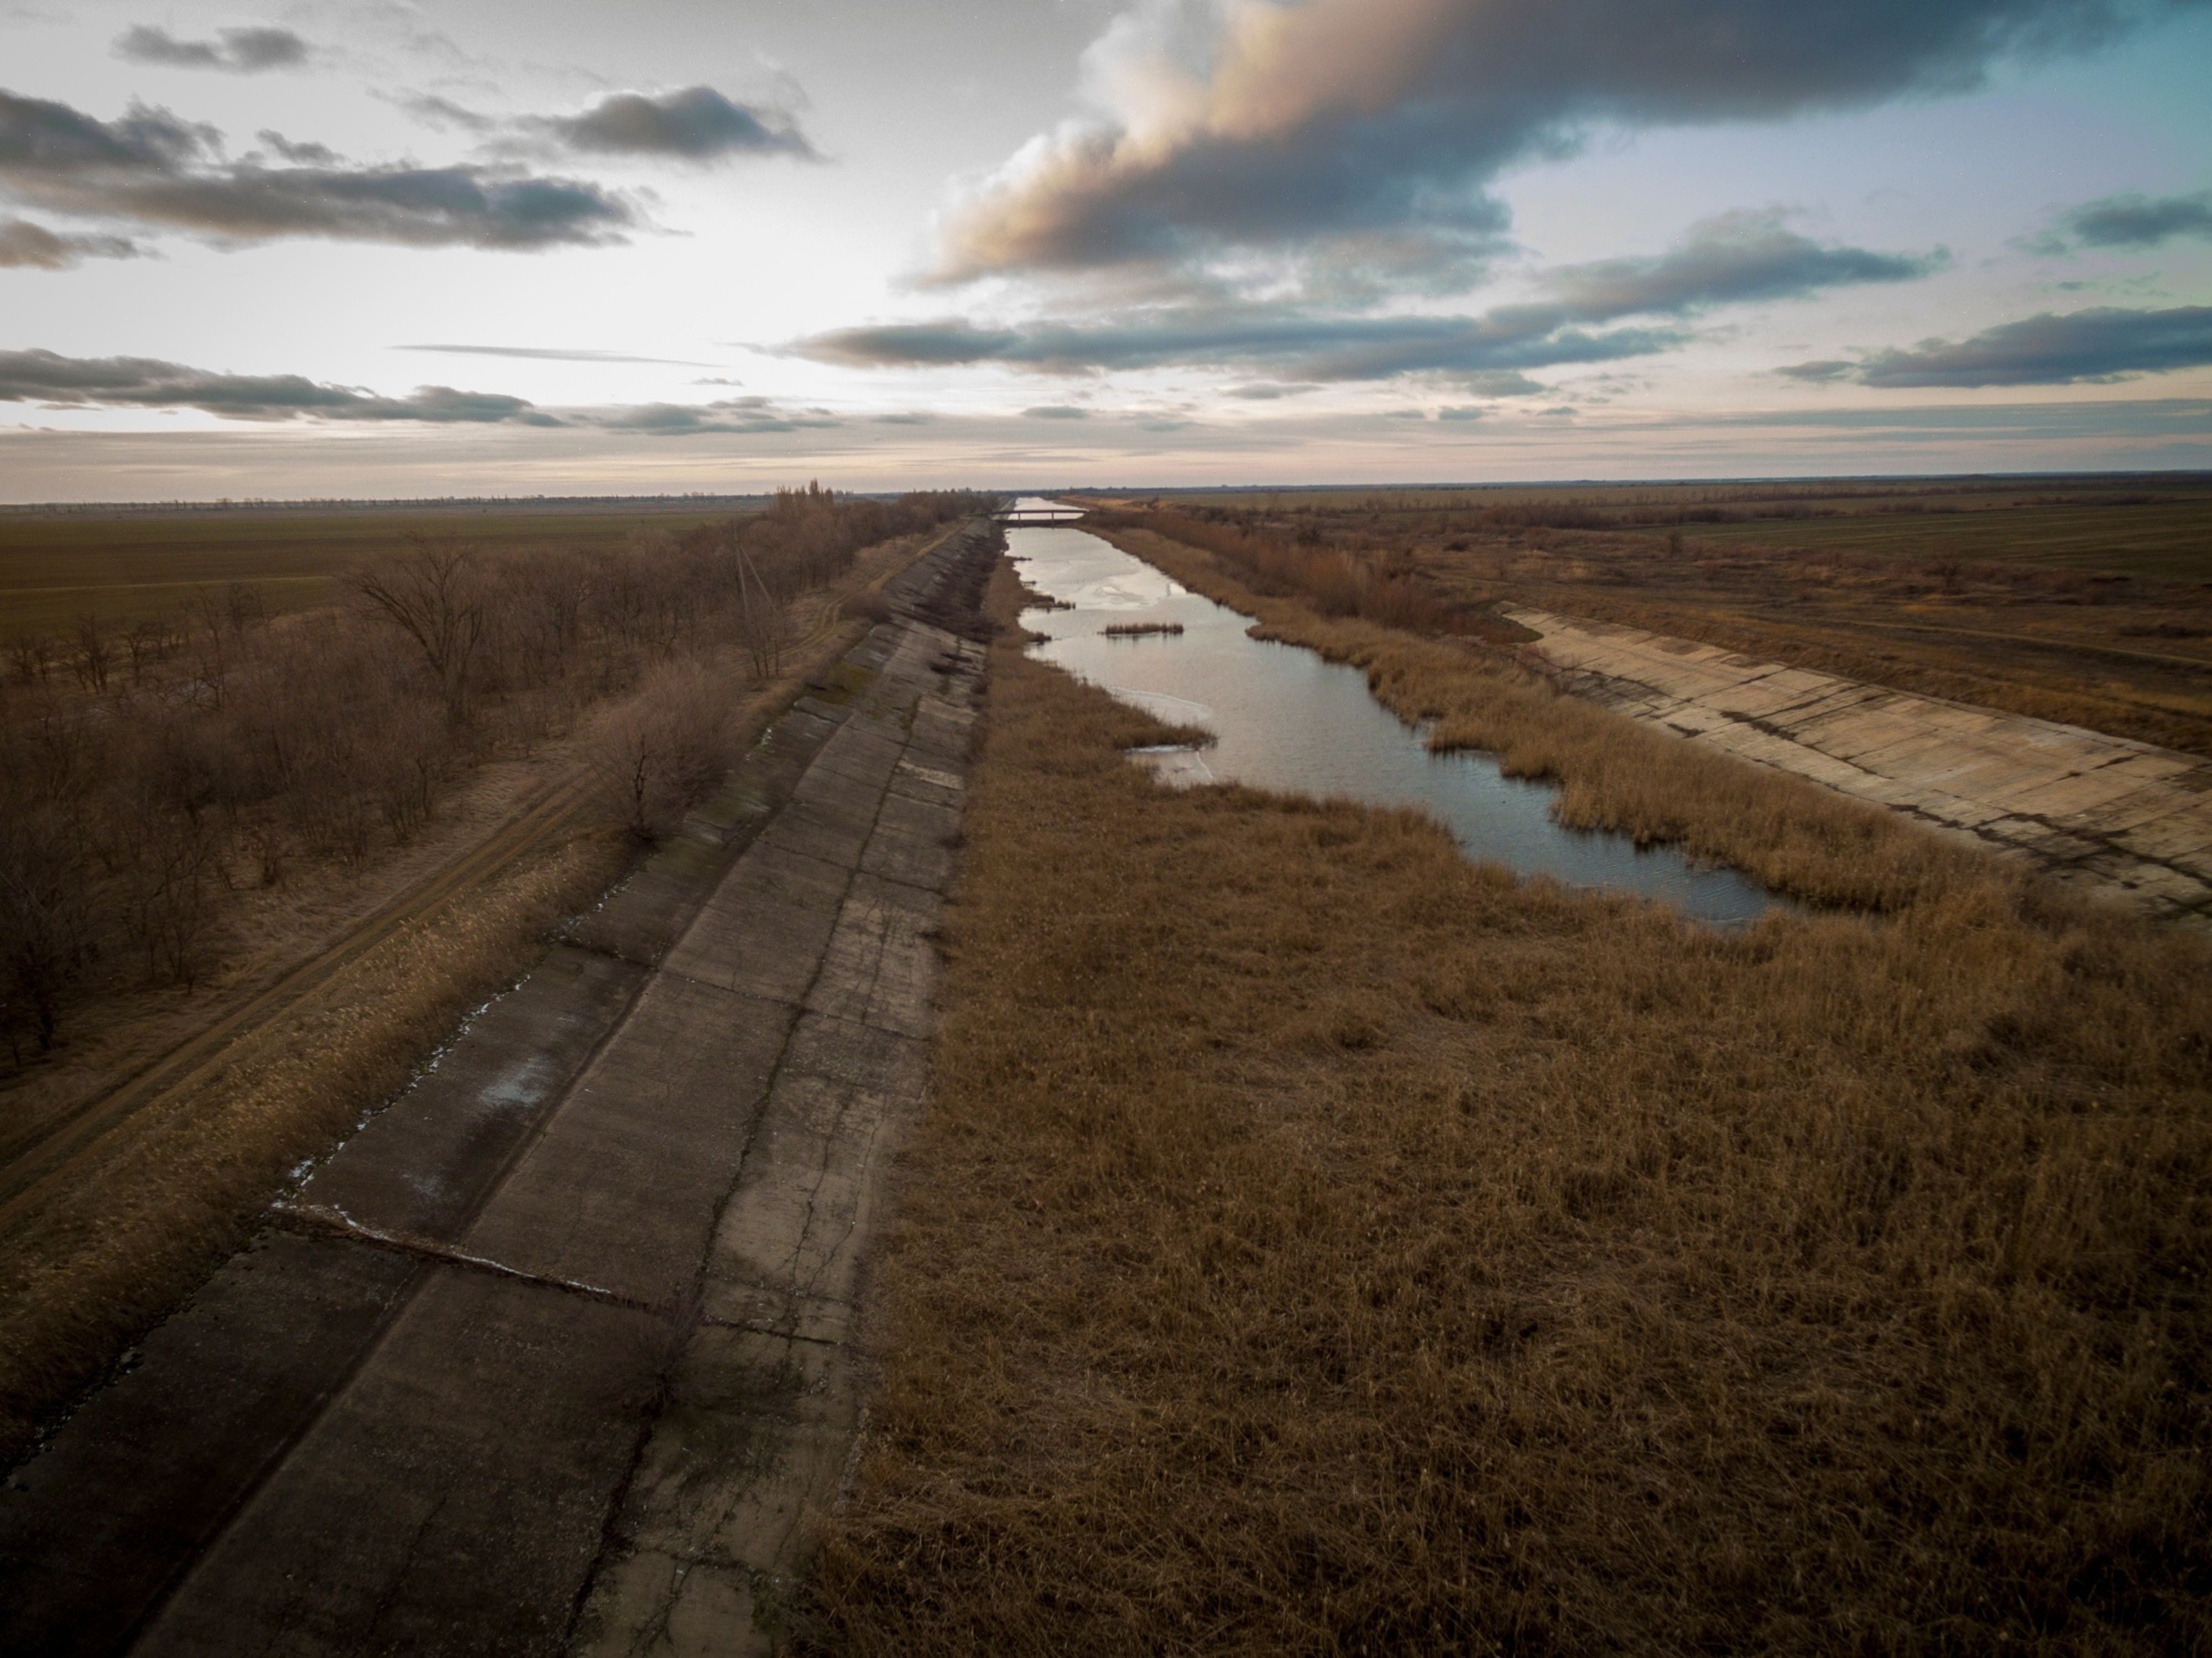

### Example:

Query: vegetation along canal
xmin=1010 ymin=515 xmax=1780 ymax=926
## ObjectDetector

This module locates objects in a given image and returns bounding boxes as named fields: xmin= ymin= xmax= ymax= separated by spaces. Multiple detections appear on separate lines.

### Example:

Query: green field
xmin=0 ymin=501 xmax=752 ymax=638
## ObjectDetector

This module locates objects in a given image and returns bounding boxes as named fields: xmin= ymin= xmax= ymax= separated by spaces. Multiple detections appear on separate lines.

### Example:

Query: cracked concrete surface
xmin=0 ymin=523 xmax=998 ymax=1657
xmin=1509 ymin=606 xmax=2212 ymax=920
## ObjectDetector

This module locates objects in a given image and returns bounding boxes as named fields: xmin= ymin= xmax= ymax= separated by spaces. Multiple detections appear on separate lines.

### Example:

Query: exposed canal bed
xmin=1009 ymin=519 xmax=1780 ymax=926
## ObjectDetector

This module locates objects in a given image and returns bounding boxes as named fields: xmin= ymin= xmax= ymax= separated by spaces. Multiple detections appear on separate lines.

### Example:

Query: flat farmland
xmin=0 ymin=500 xmax=752 ymax=637
xmin=1121 ymin=475 xmax=2212 ymax=581
xmin=1679 ymin=493 xmax=2212 ymax=581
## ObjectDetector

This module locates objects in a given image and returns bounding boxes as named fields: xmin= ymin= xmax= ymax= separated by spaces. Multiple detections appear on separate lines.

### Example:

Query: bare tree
xmin=186 ymin=590 xmax=231 ymax=710
xmin=10 ymin=633 xmax=57 ymax=686
xmin=72 ymin=613 xmax=112 ymax=692
xmin=0 ymin=804 xmax=95 ymax=1060
xmin=733 ymin=546 xmax=791 ymax=681
xmin=225 ymin=581 xmax=265 ymax=634
xmin=351 ymin=543 xmax=488 ymax=726
xmin=585 ymin=661 xmax=732 ymax=841
xmin=124 ymin=616 xmax=170 ymax=684
xmin=111 ymin=803 xmax=219 ymax=988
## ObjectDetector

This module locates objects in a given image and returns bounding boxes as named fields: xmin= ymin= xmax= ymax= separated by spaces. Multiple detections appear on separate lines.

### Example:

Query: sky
xmin=2 ymin=0 xmax=2209 ymax=498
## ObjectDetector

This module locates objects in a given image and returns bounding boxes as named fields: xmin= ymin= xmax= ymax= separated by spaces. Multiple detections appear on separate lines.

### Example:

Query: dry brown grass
xmin=802 ymin=561 xmax=2212 ymax=1653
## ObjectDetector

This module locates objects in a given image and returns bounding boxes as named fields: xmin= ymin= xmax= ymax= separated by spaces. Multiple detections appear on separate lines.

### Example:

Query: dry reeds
xmin=800 ymin=562 xmax=2212 ymax=1654
xmin=1100 ymin=621 xmax=1184 ymax=638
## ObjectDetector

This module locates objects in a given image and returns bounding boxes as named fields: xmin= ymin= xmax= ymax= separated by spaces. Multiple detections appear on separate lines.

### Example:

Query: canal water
xmin=1008 ymin=516 xmax=1780 ymax=927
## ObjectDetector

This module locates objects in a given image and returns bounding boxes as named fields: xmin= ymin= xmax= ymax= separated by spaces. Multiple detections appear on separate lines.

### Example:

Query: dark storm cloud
xmin=0 ymin=216 xmax=142 ymax=268
xmin=802 ymin=212 xmax=1933 ymax=383
xmin=1779 ymin=305 xmax=2212 ymax=385
xmin=527 ymin=87 xmax=817 ymax=163
xmin=2035 ymin=189 xmax=2212 ymax=249
xmin=0 ymin=90 xmax=636 ymax=248
xmin=114 ymin=24 xmax=311 ymax=73
xmin=0 ymin=347 xmax=557 ymax=422
xmin=943 ymin=0 xmax=2200 ymax=279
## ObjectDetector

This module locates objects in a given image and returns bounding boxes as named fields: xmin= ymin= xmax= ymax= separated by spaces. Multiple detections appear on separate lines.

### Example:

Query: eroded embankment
xmin=1509 ymin=605 xmax=2212 ymax=921
xmin=799 ymin=557 xmax=2212 ymax=1655
xmin=0 ymin=519 xmax=1000 ymax=1658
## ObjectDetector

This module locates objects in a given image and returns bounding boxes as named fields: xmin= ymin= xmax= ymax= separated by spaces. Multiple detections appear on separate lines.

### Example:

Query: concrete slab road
xmin=0 ymin=520 xmax=1003 ymax=1657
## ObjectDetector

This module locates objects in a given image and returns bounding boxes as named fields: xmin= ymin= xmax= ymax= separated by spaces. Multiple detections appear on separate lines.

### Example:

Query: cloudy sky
xmin=3 ymin=0 xmax=2209 ymax=498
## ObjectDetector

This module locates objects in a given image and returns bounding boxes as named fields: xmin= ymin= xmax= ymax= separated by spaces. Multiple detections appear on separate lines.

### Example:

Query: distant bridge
xmin=993 ymin=504 xmax=1088 ymax=527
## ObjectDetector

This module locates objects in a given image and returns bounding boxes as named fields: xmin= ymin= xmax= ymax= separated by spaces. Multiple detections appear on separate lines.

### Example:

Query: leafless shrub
xmin=585 ymin=659 xmax=735 ymax=841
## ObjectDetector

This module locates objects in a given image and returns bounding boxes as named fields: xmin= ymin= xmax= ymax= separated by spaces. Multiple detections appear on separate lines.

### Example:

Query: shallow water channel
xmin=1009 ymin=517 xmax=1781 ymax=927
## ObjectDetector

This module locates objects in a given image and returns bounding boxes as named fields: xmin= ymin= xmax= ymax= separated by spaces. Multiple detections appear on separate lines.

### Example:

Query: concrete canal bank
xmin=1509 ymin=605 xmax=2212 ymax=921
xmin=0 ymin=521 xmax=999 ymax=1657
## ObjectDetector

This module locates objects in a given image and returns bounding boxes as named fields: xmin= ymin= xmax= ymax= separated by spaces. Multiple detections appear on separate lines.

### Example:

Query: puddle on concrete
xmin=1009 ymin=514 xmax=1782 ymax=927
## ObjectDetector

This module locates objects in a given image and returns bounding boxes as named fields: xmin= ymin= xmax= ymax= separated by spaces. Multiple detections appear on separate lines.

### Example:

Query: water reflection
xmin=1009 ymin=518 xmax=1780 ymax=927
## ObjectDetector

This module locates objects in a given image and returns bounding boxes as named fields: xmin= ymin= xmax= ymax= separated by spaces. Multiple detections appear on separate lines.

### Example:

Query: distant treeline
xmin=0 ymin=486 xmax=988 ymax=1063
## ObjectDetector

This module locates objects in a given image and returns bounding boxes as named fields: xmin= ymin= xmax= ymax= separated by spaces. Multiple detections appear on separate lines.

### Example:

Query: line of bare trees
xmin=1 ymin=486 xmax=988 ymax=1067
